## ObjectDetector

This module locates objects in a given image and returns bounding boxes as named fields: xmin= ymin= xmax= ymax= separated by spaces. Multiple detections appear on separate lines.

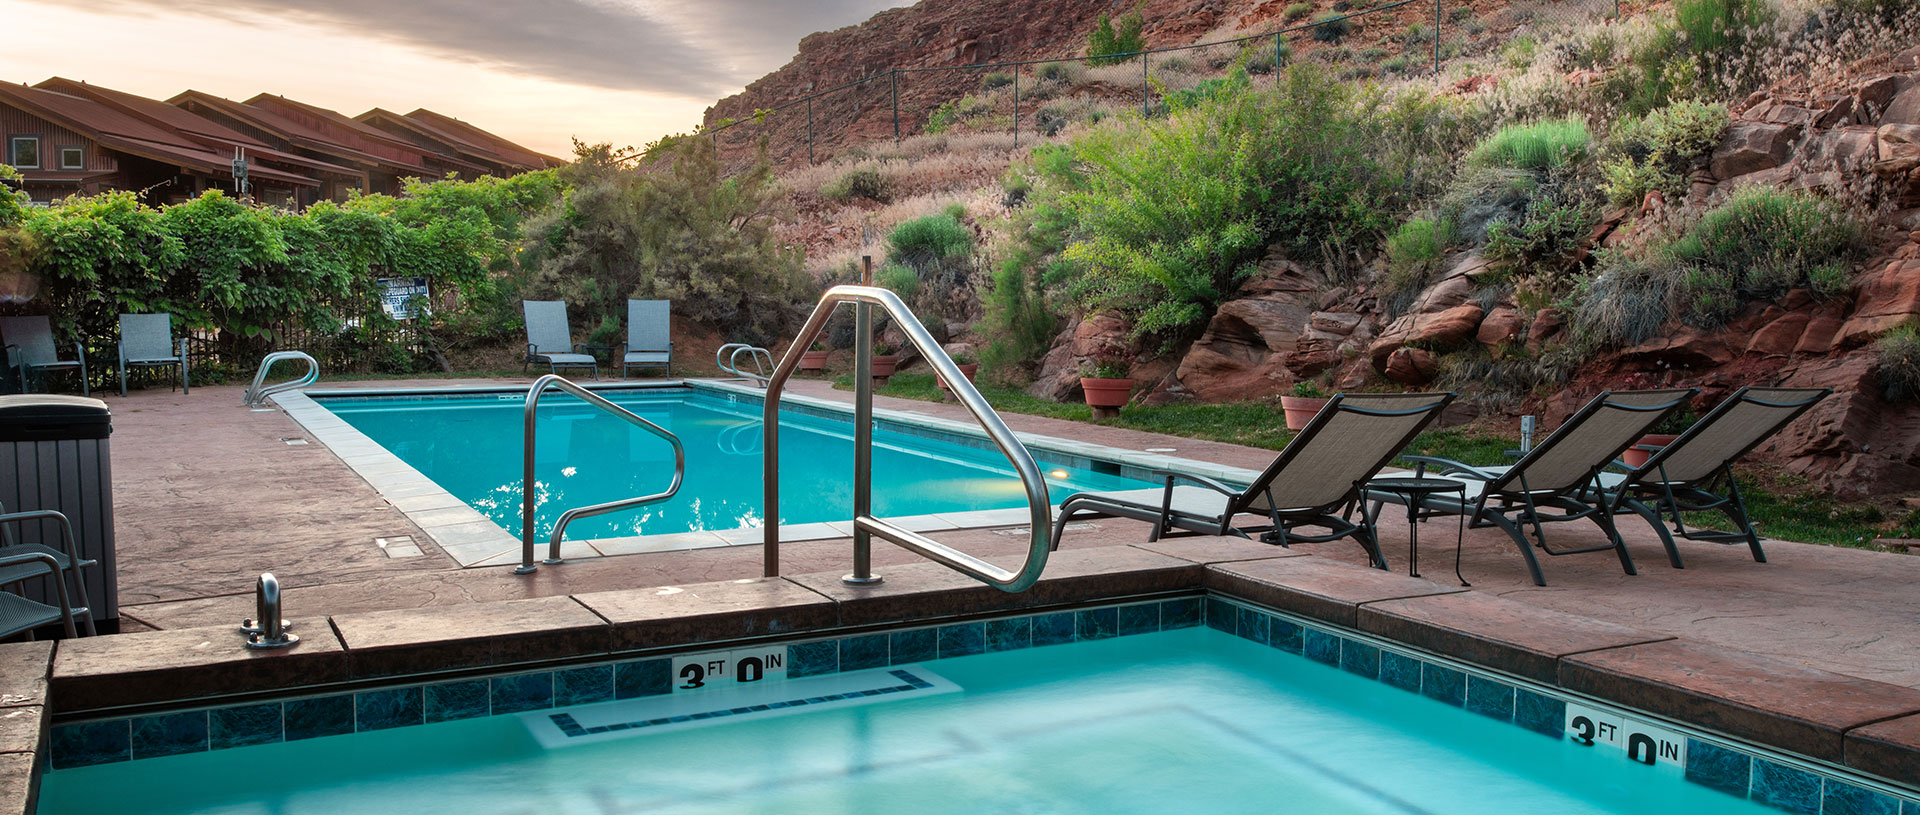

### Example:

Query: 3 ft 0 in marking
xmin=671 ymin=647 xmax=787 ymax=692
xmin=1565 ymin=703 xmax=1688 ymax=777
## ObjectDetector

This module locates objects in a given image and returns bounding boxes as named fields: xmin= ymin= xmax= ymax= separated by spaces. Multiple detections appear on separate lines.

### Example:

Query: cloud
xmin=43 ymin=0 xmax=900 ymax=97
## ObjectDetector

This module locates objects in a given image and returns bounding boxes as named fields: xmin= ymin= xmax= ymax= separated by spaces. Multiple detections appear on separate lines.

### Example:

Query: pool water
xmin=39 ymin=629 xmax=1777 ymax=814
xmin=318 ymin=388 xmax=1151 ymax=541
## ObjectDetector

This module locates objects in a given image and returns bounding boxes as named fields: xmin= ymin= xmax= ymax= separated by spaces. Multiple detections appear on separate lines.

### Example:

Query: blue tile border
xmin=43 ymin=592 xmax=1920 ymax=815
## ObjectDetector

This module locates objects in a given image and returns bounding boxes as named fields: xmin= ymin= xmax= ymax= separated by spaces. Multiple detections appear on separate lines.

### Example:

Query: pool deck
xmin=102 ymin=376 xmax=1920 ymax=689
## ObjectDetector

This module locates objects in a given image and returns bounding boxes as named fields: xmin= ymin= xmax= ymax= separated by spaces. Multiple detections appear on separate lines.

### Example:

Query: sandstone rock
xmin=1760 ymin=103 xmax=1815 ymax=126
xmin=1382 ymin=347 xmax=1437 ymax=385
xmin=1711 ymin=121 xmax=1801 ymax=180
xmin=1369 ymin=303 xmax=1484 ymax=367
xmin=1838 ymin=258 xmax=1920 ymax=347
xmin=1745 ymin=311 xmax=1810 ymax=357
xmin=1027 ymin=313 xmax=1130 ymax=401
xmin=1618 ymin=325 xmax=1736 ymax=370
xmin=1476 ymin=306 xmax=1525 ymax=348
xmin=1883 ymin=83 xmax=1920 ymax=126
xmin=1794 ymin=302 xmax=1848 ymax=356
xmin=1770 ymin=354 xmax=1920 ymax=499
xmin=1526 ymin=308 xmax=1565 ymax=351
xmin=1309 ymin=311 xmax=1364 ymax=335
xmin=1169 ymin=262 xmax=1351 ymax=401
xmin=1814 ymin=95 xmax=1855 ymax=129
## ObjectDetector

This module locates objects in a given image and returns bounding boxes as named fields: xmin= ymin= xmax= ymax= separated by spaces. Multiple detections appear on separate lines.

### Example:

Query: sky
xmin=0 ymin=0 xmax=903 ymax=159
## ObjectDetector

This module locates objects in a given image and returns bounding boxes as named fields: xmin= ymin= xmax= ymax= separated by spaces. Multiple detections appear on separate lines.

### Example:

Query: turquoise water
xmin=38 ymin=628 xmax=1775 ymax=815
xmin=318 ymin=388 xmax=1150 ymax=540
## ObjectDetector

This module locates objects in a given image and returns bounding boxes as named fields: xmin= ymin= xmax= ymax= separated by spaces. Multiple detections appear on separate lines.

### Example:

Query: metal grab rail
xmin=716 ymin=343 xmax=774 ymax=385
xmin=763 ymin=285 xmax=1051 ymax=592
xmin=518 ymin=375 xmax=685 ymax=574
xmin=242 ymin=351 xmax=318 ymax=408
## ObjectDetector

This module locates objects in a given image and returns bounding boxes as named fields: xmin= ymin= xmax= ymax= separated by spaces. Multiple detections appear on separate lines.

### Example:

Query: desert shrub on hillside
xmin=1570 ymin=251 xmax=1680 ymax=347
xmin=1087 ymin=12 xmax=1145 ymax=66
xmin=821 ymin=167 xmax=891 ymax=203
xmin=1312 ymin=12 xmax=1354 ymax=42
xmin=1284 ymin=2 xmax=1314 ymax=20
xmin=884 ymin=208 xmax=978 ymax=323
xmin=1467 ymin=118 xmax=1591 ymax=170
xmin=1877 ymin=324 xmax=1920 ymax=402
xmin=982 ymin=72 xmax=1014 ymax=91
xmin=1035 ymin=62 xmax=1079 ymax=83
xmin=1665 ymin=186 xmax=1862 ymax=325
xmin=1382 ymin=216 xmax=1453 ymax=311
xmin=1599 ymin=101 xmax=1729 ymax=207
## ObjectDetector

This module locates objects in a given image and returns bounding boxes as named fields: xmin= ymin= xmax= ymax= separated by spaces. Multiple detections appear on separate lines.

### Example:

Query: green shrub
xmin=1055 ymin=65 xmax=1407 ymax=338
xmin=982 ymin=72 xmax=1014 ymax=91
xmin=1877 ymin=324 xmax=1920 ymax=401
xmin=1036 ymin=62 xmax=1076 ymax=83
xmin=1467 ymin=118 xmax=1592 ymax=171
xmin=1163 ymin=69 xmax=1252 ymax=111
xmin=1284 ymin=2 xmax=1314 ymax=20
xmin=820 ymin=167 xmax=890 ymax=203
xmin=1383 ymin=216 xmax=1453 ymax=308
xmin=887 ymin=212 xmax=972 ymax=266
xmin=1484 ymin=193 xmax=1595 ymax=277
xmin=884 ymin=211 xmax=975 ymax=322
xmin=1438 ymin=344 xmax=1584 ymax=406
xmin=1312 ymin=12 xmax=1354 ymax=42
xmin=1502 ymin=36 xmax=1538 ymax=68
xmin=1087 ymin=12 xmax=1146 ymax=66
xmin=876 ymin=262 xmax=921 ymax=300
xmin=1599 ymin=101 xmax=1729 ymax=207
xmin=1664 ymin=188 xmax=1863 ymax=326
xmin=1571 ymin=252 xmax=1679 ymax=347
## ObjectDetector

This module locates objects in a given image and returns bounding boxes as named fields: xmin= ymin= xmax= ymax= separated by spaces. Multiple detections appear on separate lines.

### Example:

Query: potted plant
xmin=1281 ymin=381 xmax=1331 ymax=431
xmin=870 ymin=340 xmax=901 ymax=382
xmin=799 ymin=340 xmax=829 ymax=372
xmin=1623 ymin=404 xmax=1696 ymax=468
xmin=936 ymin=351 xmax=979 ymax=399
xmin=1080 ymin=350 xmax=1134 ymax=419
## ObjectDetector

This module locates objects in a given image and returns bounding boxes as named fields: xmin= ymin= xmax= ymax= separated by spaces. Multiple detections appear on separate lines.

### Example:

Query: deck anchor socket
xmin=241 ymin=572 xmax=299 ymax=649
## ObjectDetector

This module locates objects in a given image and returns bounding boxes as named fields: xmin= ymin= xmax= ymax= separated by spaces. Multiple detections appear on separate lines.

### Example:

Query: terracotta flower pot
xmin=936 ymin=363 xmax=979 ymax=393
xmin=1081 ymin=376 xmax=1133 ymax=418
xmin=1622 ymin=433 xmax=1679 ymax=469
xmin=1280 ymin=395 xmax=1330 ymax=431
xmin=799 ymin=349 xmax=829 ymax=371
xmin=870 ymin=354 xmax=899 ymax=384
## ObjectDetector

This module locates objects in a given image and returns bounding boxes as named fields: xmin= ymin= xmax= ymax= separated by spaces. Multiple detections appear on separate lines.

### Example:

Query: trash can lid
xmin=0 ymin=395 xmax=111 ymax=441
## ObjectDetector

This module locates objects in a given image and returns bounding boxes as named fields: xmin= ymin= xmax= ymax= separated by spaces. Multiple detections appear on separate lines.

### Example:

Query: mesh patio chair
xmin=0 ymin=316 xmax=87 ymax=396
xmin=0 ymin=550 xmax=79 ymax=641
xmin=622 ymin=299 xmax=672 ymax=378
xmin=522 ymin=300 xmax=598 ymax=378
xmin=0 ymin=506 xmax=95 ymax=636
xmin=116 ymin=313 xmax=188 ymax=397
xmin=1599 ymin=386 xmax=1830 ymax=567
xmin=1052 ymin=392 xmax=1455 ymax=569
xmin=1380 ymin=388 xmax=1697 ymax=586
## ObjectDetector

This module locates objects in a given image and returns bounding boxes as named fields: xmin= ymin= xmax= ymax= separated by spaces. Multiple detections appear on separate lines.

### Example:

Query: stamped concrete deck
xmin=98 ymin=375 xmax=1920 ymax=693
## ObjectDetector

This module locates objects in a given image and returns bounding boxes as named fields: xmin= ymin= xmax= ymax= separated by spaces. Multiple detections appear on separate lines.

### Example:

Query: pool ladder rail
xmin=242 ymin=351 xmax=319 ymax=409
xmin=762 ymin=285 xmax=1053 ymax=593
xmin=716 ymin=343 xmax=774 ymax=386
xmin=516 ymin=375 xmax=686 ymax=573
xmin=240 ymin=572 xmax=297 ymax=649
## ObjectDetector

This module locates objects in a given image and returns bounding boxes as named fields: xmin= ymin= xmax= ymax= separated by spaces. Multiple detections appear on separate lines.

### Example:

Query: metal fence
xmin=700 ymin=0 xmax=1621 ymax=168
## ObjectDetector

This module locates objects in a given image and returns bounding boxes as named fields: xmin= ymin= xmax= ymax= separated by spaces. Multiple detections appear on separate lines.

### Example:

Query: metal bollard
xmin=240 ymin=573 xmax=298 ymax=649
xmin=1520 ymin=415 xmax=1536 ymax=453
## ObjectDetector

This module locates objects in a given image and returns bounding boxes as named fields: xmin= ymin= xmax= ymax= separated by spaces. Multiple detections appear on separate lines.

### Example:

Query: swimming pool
xmin=314 ymin=386 xmax=1155 ymax=543
xmin=39 ymin=624 xmax=1790 ymax=814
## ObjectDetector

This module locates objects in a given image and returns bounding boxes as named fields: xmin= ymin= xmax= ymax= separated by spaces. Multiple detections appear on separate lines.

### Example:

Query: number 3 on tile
xmin=671 ymin=647 xmax=789 ymax=692
xmin=1565 ymin=703 xmax=1688 ymax=776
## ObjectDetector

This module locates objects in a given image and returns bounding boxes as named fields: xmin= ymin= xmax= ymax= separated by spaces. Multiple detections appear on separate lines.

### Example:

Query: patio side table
xmin=1364 ymin=477 xmax=1469 ymax=586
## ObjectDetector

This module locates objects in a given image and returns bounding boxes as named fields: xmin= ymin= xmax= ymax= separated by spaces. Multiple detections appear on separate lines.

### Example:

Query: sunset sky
xmin=0 ymin=0 xmax=902 ymax=159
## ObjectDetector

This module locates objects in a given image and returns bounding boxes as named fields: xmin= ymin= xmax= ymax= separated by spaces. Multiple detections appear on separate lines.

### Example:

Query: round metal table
xmin=1365 ymin=476 xmax=1470 ymax=586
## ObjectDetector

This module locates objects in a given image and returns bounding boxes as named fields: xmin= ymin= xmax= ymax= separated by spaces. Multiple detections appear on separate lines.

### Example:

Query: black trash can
xmin=0 ymin=395 xmax=116 ymax=633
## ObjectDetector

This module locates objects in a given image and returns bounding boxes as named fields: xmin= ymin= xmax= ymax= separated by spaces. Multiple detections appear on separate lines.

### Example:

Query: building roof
xmin=0 ymin=82 xmax=316 ymax=187
xmin=402 ymin=108 xmax=566 ymax=169
xmin=33 ymin=78 xmax=359 ymax=180
xmin=170 ymin=90 xmax=431 ymax=176
xmin=243 ymin=93 xmax=488 ymax=177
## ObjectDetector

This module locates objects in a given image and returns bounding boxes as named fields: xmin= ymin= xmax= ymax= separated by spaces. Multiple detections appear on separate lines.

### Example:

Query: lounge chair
xmin=622 ymin=299 xmax=672 ymax=378
xmin=0 ymin=507 xmax=95 ymax=636
xmin=522 ymin=300 xmax=598 ymax=378
xmin=1601 ymin=386 xmax=1829 ymax=567
xmin=1051 ymin=392 xmax=1455 ymax=569
xmin=116 ymin=313 xmax=188 ymax=397
xmin=0 ymin=316 xmax=87 ymax=396
xmin=1382 ymin=388 xmax=1697 ymax=586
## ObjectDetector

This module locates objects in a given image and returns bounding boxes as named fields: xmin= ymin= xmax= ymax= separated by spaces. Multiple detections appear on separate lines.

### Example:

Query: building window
xmin=58 ymin=146 xmax=83 ymax=170
xmin=7 ymin=136 xmax=39 ymax=169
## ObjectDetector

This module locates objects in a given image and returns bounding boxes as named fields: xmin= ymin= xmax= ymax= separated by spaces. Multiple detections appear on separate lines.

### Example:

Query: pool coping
xmin=272 ymin=379 xmax=1265 ymax=569
xmin=13 ymin=541 xmax=1920 ymax=814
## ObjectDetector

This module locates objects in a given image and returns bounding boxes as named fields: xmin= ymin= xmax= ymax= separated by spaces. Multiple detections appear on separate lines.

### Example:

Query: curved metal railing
xmin=716 ymin=343 xmax=774 ymax=385
xmin=762 ymin=285 xmax=1051 ymax=592
xmin=243 ymin=351 xmax=318 ymax=408
xmin=518 ymin=375 xmax=685 ymax=573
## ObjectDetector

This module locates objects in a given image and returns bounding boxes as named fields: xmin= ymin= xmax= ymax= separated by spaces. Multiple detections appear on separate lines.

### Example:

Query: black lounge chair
xmin=1601 ymin=386 xmax=1830 ymax=567
xmin=1051 ymin=392 xmax=1455 ymax=569
xmin=1383 ymin=388 xmax=1697 ymax=586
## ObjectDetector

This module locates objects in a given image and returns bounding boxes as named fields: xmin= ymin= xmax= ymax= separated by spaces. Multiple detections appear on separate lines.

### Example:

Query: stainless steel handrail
xmin=762 ymin=285 xmax=1051 ymax=592
xmin=243 ymin=351 xmax=319 ymax=407
xmin=518 ymin=375 xmax=685 ymax=574
xmin=716 ymin=342 xmax=774 ymax=385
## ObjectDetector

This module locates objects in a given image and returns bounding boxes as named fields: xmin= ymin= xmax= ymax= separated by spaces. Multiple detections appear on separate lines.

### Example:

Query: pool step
xmin=521 ymin=665 xmax=960 ymax=749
